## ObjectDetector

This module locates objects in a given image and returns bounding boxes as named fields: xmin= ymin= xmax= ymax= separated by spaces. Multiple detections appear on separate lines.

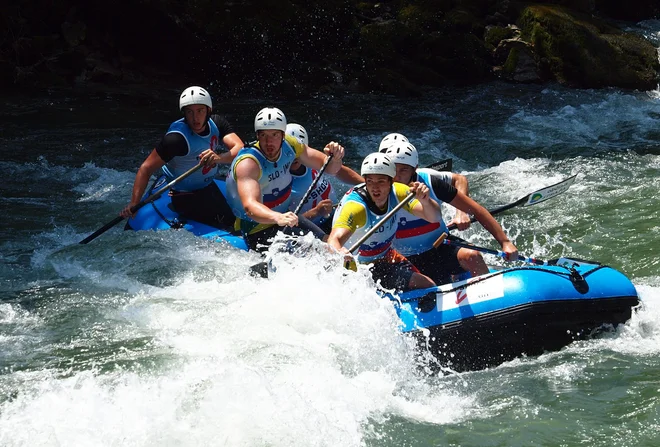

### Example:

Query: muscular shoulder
xmin=233 ymin=154 xmax=261 ymax=180
xmin=419 ymin=168 xmax=452 ymax=184
xmin=284 ymin=134 xmax=305 ymax=157
xmin=156 ymin=132 xmax=188 ymax=162
xmin=210 ymin=114 xmax=234 ymax=137
xmin=428 ymin=173 xmax=457 ymax=203
xmin=333 ymin=200 xmax=367 ymax=231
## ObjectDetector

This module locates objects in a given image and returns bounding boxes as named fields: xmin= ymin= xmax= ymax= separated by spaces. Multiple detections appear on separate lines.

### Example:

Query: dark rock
xmin=595 ymin=0 xmax=659 ymax=21
xmin=0 ymin=0 xmax=658 ymax=96
xmin=61 ymin=21 xmax=86 ymax=47
xmin=518 ymin=5 xmax=660 ymax=90
xmin=486 ymin=12 xmax=514 ymax=26
xmin=494 ymin=38 xmax=543 ymax=83
xmin=485 ymin=24 xmax=521 ymax=52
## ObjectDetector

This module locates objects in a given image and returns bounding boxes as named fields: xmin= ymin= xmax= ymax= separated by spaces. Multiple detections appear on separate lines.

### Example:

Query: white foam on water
xmin=597 ymin=281 xmax=660 ymax=356
xmin=0 ymin=235 xmax=482 ymax=446
xmin=503 ymin=89 xmax=660 ymax=149
xmin=72 ymin=162 xmax=136 ymax=203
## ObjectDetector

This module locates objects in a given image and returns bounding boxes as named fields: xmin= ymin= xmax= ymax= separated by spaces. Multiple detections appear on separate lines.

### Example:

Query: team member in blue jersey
xmin=286 ymin=123 xmax=363 ymax=234
xmin=328 ymin=153 xmax=444 ymax=292
xmin=225 ymin=108 xmax=345 ymax=252
xmin=378 ymin=132 xmax=472 ymax=231
xmin=121 ymin=86 xmax=243 ymax=228
xmin=384 ymin=141 xmax=517 ymax=284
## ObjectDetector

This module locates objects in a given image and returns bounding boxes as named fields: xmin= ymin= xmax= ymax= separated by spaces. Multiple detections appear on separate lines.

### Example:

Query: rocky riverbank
xmin=1 ymin=0 xmax=658 ymax=98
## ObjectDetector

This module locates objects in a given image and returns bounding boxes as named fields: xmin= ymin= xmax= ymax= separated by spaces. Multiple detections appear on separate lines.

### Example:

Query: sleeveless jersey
xmin=290 ymin=166 xmax=337 ymax=225
xmin=225 ymin=134 xmax=304 ymax=234
xmin=393 ymin=168 xmax=452 ymax=256
xmin=332 ymin=182 xmax=419 ymax=263
xmin=161 ymin=118 xmax=221 ymax=192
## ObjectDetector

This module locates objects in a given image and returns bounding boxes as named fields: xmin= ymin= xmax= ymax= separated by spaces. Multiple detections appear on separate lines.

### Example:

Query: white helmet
xmin=255 ymin=107 xmax=287 ymax=132
xmin=361 ymin=152 xmax=396 ymax=179
xmin=285 ymin=123 xmax=308 ymax=145
xmin=385 ymin=142 xmax=418 ymax=168
xmin=179 ymin=86 xmax=212 ymax=111
xmin=378 ymin=132 xmax=409 ymax=152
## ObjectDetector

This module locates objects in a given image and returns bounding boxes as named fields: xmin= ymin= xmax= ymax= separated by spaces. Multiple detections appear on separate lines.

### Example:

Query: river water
xmin=2 ymin=24 xmax=660 ymax=446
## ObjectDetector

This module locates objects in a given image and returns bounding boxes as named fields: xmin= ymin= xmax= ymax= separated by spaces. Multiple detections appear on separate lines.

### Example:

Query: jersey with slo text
xmin=290 ymin=166 xmax=337 ymax=225
xmin=393 ymin=168 xmax=454 ymax=256
xmin=332 ymin=182 xmax=419 ymax=263
xmin=225 ymin=134 xmax=304 ymax=234
xmin=161 ymin=118 xmax=221 ymax=192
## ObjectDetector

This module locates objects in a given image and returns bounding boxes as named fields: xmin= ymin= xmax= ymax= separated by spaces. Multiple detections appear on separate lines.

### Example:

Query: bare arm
xmin=218 ymin=132 xmax=244 ymax=164
xmin=409 ymin=182 xmax=442 ymax=223
xmin=302 ymin=199 xmax=333 ymax=221
xmin=327 ymin=226 xmax=353 ymax=253
xmin=448 ymin=191 xmax=518 ymax=258
xmin=449 ymin=172 xmax=472 ymax=230
xmin=121 ymin=149 xmax=165 ymax=217
xmin=199 ymin=132 xmax=244 ymax=166
xmin=336 ymin=165 xmax=364 ymax=185
xmin=299 ymin=142 xmax=345 ymax=175
xmin=235 ymin=158 xmax=298 ymax=227
xmin=451 ymin=173 xmax=468 ymax=195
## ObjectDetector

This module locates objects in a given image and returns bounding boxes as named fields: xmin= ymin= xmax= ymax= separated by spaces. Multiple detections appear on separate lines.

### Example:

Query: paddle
xmin=292 ymin=154 xmax=334 ymax=215
xmin=347 ymin=191 xmax=415 ymax=254
xmin=433 ymin=233 xmax=548 ymax=265
xmin=446 ymin=174 xmax=576 ymax=231
xmin=79 ymin=164 xmax=203 ymax=244
xmin=343 ymin=191 xmax=416 ymax=271
xmin=432 ymin=233 xmax=593 ymax=292
xmin=425 ymin=158 xmax=452 ymax=171
xmin=249 ymin=154 xmax=334 ymax=277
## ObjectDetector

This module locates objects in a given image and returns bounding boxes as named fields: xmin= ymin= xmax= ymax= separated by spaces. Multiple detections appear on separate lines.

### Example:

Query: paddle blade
xmin=426 ymin=158 xmax=453 ymax=172
xmin=344 ymin=258 xmax=358 ymax=272
xmin=249 ymin=261 xmax=270 ymax=278
xmin=522 ymin=174 xmax=576 ymax=207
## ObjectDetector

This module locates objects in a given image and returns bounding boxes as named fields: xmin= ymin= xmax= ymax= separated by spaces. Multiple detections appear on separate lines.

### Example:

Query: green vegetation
xmin=1 ymin=0 xmax=657 ymax=95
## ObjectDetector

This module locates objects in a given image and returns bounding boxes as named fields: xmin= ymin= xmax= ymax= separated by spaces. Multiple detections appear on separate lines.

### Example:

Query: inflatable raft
xmin=125 ymin=177 xmax=639 ymax=371
xmin=391 ymin=257 xmax=639 ymax=371
xmin=125 ymin=175 xmax=249 ymax=251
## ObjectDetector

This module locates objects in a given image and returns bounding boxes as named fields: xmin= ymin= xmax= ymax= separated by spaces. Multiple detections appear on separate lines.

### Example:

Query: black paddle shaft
xmin=292 ymin=154 xmax=334 ymax=216
xmin=79 ymin=163 xmax=204 ymax=244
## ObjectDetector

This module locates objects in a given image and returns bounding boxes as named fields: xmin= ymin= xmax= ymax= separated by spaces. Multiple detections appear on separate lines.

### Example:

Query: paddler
xmin=121 ymin=86 xmax=242 ymax=228
xmin=383 ymin=141 xmax=518 ymax=285
xmin=224 ymin=108 xmax=346 ymax=252
xmin=327 ymin=152 xmax=443 ymax=292
xmin=286 ymin=122 xmax=363 ymax=235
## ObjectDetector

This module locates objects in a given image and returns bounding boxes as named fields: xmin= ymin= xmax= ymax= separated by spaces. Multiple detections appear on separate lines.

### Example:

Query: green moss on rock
xmin=484 ymin=25 xmax=519 ymax=50
xmin=502 ymin=46 xmax=519 ymax=74
xmin=518 ymin=4 xmax=659 ymax=89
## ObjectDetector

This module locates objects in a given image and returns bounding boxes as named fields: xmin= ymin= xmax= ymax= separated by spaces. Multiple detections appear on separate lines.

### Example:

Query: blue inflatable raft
xmin=125 ymin=175 xmax=249 ymax=251
xmin=125 ymin=177 xmax=639 ymax=371
xmin=390 ymin=258 xmax=639 ymax=371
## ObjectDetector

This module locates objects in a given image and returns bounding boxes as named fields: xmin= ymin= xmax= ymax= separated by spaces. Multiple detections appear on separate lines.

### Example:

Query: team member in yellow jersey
xmin=327 ymin=153 xmax=443 ymax=292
